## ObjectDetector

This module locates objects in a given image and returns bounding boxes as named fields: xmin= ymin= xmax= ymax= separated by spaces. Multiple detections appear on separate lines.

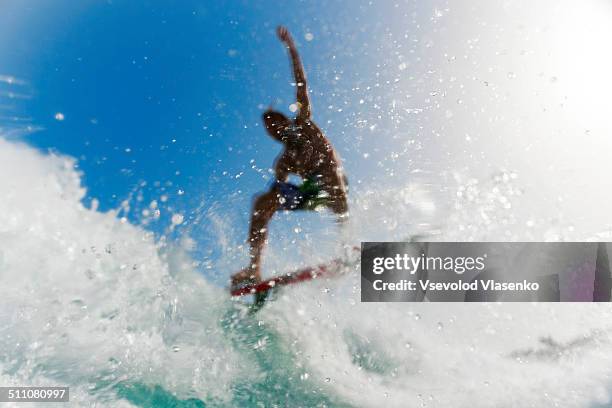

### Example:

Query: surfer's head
xmin=263 ymin=110 xmax=291 ymax=143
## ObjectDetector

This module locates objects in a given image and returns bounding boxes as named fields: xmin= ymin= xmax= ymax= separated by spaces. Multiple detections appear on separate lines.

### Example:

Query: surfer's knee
xmin=329 ymin=197 xmax=349 ymax=224
xmin=252 ymin=193 xmax=267 ymax=211
xmin=253 ymin=189 xmax=279 ymax=213
xmin=329 ymin=192 xmax=349 ymax=215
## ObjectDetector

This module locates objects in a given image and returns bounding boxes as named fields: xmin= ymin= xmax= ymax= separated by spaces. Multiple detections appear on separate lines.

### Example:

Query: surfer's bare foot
xmin=231 ymin=267 xmax=260 ymax=288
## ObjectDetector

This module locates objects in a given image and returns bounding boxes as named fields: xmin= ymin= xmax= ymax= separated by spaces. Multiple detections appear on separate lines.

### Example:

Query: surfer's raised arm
xmin=277 ymin=26 xmax=311 ymax=119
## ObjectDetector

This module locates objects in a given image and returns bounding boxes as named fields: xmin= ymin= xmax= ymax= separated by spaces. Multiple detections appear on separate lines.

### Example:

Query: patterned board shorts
xmin=276 ymin=178 xmax=326 ymax=211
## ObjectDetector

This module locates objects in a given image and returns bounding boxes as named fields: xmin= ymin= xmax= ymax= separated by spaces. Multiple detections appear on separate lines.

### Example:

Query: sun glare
xmin=550 ymin=0 xmax=612 ymax=140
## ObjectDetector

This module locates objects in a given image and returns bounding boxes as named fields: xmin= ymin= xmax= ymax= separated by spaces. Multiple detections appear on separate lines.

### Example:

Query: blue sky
xmin=0 ymin=0 xmax=445 ymax=278
xmin=0 ymin=2 xmax=395 ymax=205
xmin=6 ymin=1 xmax=612 ymax=280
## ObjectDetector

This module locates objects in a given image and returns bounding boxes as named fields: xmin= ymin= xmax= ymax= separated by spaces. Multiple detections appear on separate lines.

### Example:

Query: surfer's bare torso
xmin=273 ymin=117 xmax=346 ymax=205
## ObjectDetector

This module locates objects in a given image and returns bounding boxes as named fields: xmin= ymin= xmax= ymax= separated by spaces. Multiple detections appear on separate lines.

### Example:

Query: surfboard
xmin=231 ymin=259 xmax=345 ymax=297
xmin=230 ymin=246 xmax=360 ymax=298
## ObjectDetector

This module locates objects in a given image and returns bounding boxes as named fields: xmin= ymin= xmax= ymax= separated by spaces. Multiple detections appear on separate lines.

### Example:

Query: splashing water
xmin=1 ymin=137 xmax=612 ymax=407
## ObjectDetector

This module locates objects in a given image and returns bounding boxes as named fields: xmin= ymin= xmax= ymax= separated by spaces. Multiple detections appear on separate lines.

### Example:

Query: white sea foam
xmin=2 ymin=136 xmax=612 ymax=408
xmin=0 ymin=138 xmax=251 ymax=405
xmin=259 ymin=169 xmax=612 ymax=408
xmin=265 ymin=280 xmax=612 ymax=407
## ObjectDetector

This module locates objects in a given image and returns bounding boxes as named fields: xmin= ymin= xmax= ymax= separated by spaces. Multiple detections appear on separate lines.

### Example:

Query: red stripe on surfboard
xmin=230 ymin=259 xmax=342 ymax=296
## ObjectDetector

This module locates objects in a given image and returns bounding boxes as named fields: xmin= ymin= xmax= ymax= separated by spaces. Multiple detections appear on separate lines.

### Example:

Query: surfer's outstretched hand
xmin=277 ymin=26 xmax=293 ymax=44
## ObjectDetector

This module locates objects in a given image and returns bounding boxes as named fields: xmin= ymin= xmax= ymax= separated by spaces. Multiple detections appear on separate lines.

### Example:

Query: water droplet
xmin=304 ymin=32 xmax=314 ymax=41
xmin=171 ymin=213 xmax=184 ymax=225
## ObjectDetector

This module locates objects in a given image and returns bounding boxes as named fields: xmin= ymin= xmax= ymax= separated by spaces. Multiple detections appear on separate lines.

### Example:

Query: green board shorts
xmin=276 ymin=176 xmax=329 ymax=211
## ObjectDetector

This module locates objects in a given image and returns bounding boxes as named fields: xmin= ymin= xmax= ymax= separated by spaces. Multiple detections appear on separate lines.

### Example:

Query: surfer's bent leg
xmin=326 ymin=176 xmax=349 ymax=223
xmin=232 ymin=181 xmax=306 ymax=286
xmin=246 ymin=187 xmax=282 ymax=279
xmin=327 ymin=182 xmax=351 ymax=258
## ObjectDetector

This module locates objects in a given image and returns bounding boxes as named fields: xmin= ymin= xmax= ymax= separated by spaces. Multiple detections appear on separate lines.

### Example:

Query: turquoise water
xmin=107 ymin=305 xmax=352 ymax=408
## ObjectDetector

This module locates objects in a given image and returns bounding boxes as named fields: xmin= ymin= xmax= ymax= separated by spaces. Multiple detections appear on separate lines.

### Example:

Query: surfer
xmin=231 ymin=26 xmax=349 ymax=290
